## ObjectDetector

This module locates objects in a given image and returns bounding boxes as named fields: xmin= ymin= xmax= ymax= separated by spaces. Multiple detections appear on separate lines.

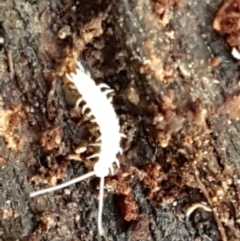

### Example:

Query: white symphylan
xmin=30 ymin=62 xmax=124 ymax=239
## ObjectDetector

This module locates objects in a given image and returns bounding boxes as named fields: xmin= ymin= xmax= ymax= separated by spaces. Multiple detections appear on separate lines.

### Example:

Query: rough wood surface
xmin=0 ymin=0 xmax=240 ymax=241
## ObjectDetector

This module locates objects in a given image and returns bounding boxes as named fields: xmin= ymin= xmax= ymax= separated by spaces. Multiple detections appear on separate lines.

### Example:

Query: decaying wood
xmin=0 ymin=0 xmax=240 ymax=241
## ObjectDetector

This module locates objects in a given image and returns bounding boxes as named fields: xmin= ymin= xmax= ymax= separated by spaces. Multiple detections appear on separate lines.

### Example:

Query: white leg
xmin=77 ymin=62 xmax=85 ymax=72
xmin=90 ymin=118 xmax=97 ymax=123
xmin=66 ymin=73 xmax=73 ymax=81
xmin=104 ymin=89 xmax=114 ymax=95
xmin=89 ymin=143 xmax=101 ymax=147
xmin=118 ymin=147 xmax=123 ymax=155
xmin=109 ymin=166 xmax=114 ymax=175
xmin=87 ymin=153 xmax=99 ymax=160
xmin=82 ymin=104 xmax=88 ymax=114
xmin=120 ymin=133 xmax=127 ymax=139
xmin=114 ymin=159 xmax=120 ymax=168
xmin=98 ymin=83 xmax=110 ymax=89
xmin=85 ymin=111 xmax=93 ymax=118
xmin=75 ymin=97 xmax=83 ymax=108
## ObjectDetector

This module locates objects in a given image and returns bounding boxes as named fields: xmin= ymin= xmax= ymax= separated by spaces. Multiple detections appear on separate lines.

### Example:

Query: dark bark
xmin=0 ymin=0 xmax=239 ymax=241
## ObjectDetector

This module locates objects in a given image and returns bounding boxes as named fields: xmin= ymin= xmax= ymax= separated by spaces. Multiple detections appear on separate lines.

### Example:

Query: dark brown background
xmin=0 ymin=0 xmax=239 ymax=241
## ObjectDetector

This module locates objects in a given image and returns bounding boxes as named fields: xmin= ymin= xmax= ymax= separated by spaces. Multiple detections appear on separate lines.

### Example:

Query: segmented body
xmin=67 ymin=63 xmax=122 ymax=177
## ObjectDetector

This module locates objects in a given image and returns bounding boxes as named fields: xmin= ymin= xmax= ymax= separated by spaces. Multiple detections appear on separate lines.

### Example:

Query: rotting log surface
xmin=0 ymin=0 xmax=240 ymax=241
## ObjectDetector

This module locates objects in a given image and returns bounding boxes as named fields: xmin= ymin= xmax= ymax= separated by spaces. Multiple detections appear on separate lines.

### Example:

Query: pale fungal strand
xmin=186 ymin=203 xmax=212 ymax=217
xmin=30 ymin=62 xmax=124 ymax=239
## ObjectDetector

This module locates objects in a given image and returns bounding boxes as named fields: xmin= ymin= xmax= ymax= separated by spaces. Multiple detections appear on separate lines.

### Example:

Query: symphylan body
xmin=68 ymin=63 xmax=122 ymax=177
xmin=30 ymin=62 xmax=124 ymax=240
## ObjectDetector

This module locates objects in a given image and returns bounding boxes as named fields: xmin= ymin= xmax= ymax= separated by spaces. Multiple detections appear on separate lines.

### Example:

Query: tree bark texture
xmin=0 ymin=0 xmax=239 ymax=241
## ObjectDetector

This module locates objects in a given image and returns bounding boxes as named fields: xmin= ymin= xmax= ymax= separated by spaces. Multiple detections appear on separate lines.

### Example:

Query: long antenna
xmin=30 ymin=171 xmax=95 ymax=198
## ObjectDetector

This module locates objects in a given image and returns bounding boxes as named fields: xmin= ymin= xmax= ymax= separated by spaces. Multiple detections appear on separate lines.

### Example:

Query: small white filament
xmin=30 ymin=171 xmax=95 ymax=198
xmin=98 ymin=176 xmax=105 ymax=237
